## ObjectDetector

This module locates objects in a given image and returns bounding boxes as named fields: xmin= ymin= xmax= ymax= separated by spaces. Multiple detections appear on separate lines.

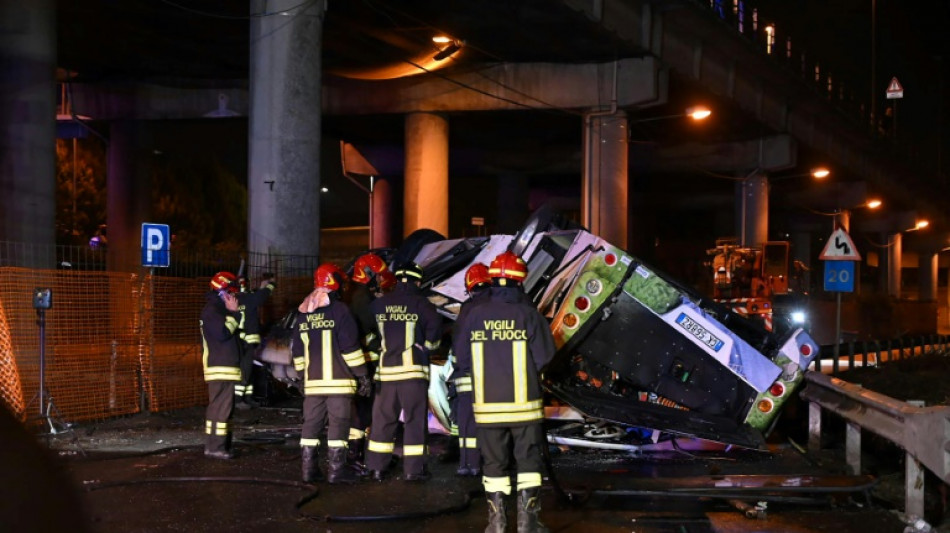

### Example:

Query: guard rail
xmin=800 ymin=371 xmax=950 ymax=520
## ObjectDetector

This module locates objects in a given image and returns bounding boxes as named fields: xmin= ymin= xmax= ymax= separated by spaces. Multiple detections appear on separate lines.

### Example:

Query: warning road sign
xmin=819 ymin=228 xmax=861 ymax=261
xmin=886 ymin=77 xmax=903 ymax=99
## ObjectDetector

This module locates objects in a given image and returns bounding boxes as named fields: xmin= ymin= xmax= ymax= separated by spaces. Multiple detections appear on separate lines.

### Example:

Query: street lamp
xmin=630 ymin=106 xmax=712 ymax=124
xmin=811 ymin=167 xmax=830 ymax=179
xmin=834 ymin=198 xmax=882 ymax=231
xmin=686 ymin=106 xmax=712 ymax=120
xmin=905 ymin=219 xmax=929 ymax=232
xmin=768 ymin=166 xmax=832 ymax=183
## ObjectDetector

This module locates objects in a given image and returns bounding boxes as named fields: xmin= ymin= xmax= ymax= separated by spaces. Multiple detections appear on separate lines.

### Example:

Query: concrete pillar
xmin=736 ymin=173 xmax=769 ymax=248
xmin=247 ymin=0 xmax=324 ymax=259
xmin=836 ymin=209 xmax=851 ymax=232
xmin=919 ymin=252 xmax=938 ymax=302
xmin=0 ymin=0 xmax=56 ymax=267
xmin=887 ymin=232 xmax=902 ymax=298
xmin=404 ymin=112 xmax=448 ymax=237
xmin=581 ymin=112 xmax=628 ymax=249
xmin=371 ymin=176 xmax=393 ymax=248
xmin=496 ymin=172 xmax=529 ymax=234
xmin=106 ymin=120 xmax=152 ymax=273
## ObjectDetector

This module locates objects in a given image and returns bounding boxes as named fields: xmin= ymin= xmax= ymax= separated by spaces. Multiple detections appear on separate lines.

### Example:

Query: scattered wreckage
xmin=264 ymin=208 xmax=820 ymax=451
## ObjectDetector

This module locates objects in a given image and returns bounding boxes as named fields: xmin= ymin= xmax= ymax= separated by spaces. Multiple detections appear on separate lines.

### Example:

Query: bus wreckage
xmin=269 ymin=209 xmax=820 ymax=450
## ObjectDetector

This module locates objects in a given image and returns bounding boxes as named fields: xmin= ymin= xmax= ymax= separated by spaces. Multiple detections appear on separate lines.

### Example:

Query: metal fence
xmin=814 ymin=334 xmax=950 ymax=374
xmin=0 ymin=241 xmax=322 ymax=280
xmin=0 ymin=253 xmax=319 ymax=424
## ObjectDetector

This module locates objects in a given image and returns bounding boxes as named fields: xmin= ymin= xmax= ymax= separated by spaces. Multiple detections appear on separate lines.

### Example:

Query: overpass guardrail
xmin=800 ymin=368 xmax=950 ymax=522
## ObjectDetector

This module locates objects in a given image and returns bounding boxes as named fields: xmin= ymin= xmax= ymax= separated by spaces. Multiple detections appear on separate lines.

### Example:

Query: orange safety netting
xmin=0 ymin=267 xmax=310 ymax=424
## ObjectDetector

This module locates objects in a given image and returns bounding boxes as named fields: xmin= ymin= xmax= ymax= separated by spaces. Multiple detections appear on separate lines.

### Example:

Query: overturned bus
xmin=403 ymin=209 xmax=819 ymax=450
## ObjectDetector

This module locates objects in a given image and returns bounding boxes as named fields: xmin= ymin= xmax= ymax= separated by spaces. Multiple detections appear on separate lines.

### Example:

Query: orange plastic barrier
xmin=0 ymin=267 xmax=308 ymax=424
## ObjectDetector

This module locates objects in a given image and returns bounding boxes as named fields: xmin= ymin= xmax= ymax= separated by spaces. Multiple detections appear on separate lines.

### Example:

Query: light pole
xmin=835 ymin=198 xmax=882 ymax=232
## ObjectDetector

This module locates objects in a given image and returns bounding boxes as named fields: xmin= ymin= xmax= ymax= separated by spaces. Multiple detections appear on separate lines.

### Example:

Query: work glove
xmin=356 ymin=375 xmax=372 ymax=397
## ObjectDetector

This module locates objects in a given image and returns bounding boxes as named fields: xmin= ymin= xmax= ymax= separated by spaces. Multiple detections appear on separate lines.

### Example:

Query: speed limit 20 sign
xmin=824 ymin=260 xmax=855 ymax=293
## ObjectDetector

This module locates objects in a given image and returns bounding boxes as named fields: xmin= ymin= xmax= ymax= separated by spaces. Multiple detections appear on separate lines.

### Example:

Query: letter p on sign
xmin=141 ymin=223 xmax=171 ymax=267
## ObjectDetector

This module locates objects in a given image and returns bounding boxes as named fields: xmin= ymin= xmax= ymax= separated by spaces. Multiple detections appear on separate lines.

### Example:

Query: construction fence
xmin=0 ymin=251 xmax=320 ymax=425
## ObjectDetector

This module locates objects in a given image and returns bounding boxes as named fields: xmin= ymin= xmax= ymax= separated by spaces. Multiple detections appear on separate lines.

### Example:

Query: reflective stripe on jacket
xmin=453 ymin=286 xmax=555 ymax=427
xmin=200 ymin=292 xmax=242 ymax=382
xmin=291 ymin=298 xmax=367 ymax=395
xmin=370 ymin=283 xmax=443 ymax=383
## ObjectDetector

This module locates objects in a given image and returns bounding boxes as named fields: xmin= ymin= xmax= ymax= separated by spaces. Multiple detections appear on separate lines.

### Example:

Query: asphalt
xmin=6 ymin=399 xmax=940 ymax=533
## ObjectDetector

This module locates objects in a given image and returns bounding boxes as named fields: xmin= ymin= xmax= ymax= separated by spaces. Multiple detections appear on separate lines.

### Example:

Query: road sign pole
xmin=893 ymin=98 xmax=898 ymax=140
xmin=834 ymin=292 xmax=842 ymax=361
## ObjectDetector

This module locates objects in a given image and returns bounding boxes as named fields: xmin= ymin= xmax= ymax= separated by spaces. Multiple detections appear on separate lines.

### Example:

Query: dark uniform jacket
xmin=370 ymin=282 xmax=443 ymax=383
xmin=347 ymin=283 xmax=382 ymax=363
xmin=453 ymin=285 xmax=555 ymax=427
xmin=200 ymin=292 xmax=243 ymax=382
xmin=450 ymin=287 xmax=490 ymax=393
xmin=236 ymin=280 xmax=275 ymax=345
xmin=292 ymin=297 xmax=367 ymax=395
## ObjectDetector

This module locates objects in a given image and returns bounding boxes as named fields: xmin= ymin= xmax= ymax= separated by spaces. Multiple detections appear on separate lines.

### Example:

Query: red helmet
xmin=314 ymin=263 xmax=347 ymax=291
xmin=377 ymin=270 xmax=396 ymax=291
xmin=489 ymin=251 xmax=527 ymax=284
xmin=464 ymin=263 xmax=491 ymax=293
xmin=352 ymin=253 xmax=389 ymax=285
xmin=210 ymin=271 xmax=239 ymax=293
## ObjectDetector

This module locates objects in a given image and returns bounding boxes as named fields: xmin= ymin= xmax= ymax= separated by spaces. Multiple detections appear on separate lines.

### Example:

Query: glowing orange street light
xmin=686 ymin=106 xmax=712 ymax=120
xmin=811 ymin=167 xmax=830 ymax=179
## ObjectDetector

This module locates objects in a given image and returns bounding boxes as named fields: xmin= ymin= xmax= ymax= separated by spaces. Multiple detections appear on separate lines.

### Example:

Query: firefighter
xmin=453 ymin=251 xmax=555 ymax=533
xmin=451 ymin=262 xmax=491 ymax=476
xmin=365 ymin=263 xmax=443 ymax=482
xmin=343 ymin=252 xmax=393 ymax=472
xmin=292 ymin=264 xmax=372 ymax=484
xmin=200 ymin=271 xmax=243 ymax=460
xmin=234 ymin=272 xmax=276 ymax=408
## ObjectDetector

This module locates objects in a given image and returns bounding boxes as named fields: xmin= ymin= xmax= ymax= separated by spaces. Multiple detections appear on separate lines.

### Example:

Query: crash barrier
xmin=0 ymin=265 xmax=314 ymax=424
xmin=800 ymin=371 xmax=950 ymax=520
xmin=812 ymin=335 xmax=950 ymax=374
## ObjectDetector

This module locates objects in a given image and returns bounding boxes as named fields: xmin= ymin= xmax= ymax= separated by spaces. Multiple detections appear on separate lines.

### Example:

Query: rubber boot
xmin=327 ymin=446 xmax=358 ymax=484
xmin=204 ymin=435 xmax=233 ymax=460
xmin=485 ymin=491 xmax=507 ymax=533
xmin=516 ymin=488 xmax=549 ymax=533
xmin=301 ymin=446 xmax=324 ymax=483
xmin=346 ymin=438 xmax=367 ymax=476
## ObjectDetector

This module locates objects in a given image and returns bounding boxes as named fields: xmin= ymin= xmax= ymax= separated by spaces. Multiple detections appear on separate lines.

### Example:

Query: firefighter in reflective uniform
xmin=451 ymin=262 xmax=491 ymax=476
xmin=234 ymin=273 xmax=275 ymax=408
xmin=365 ymin=263 xmax=443 ymax=482
xmin=453 ymin=251 xmax=555 ymax=533
xmin=343 ymin=253 xmax=393 ymax=472
xmin=293 ymin=264 xmax=372 ymax=484
xmin=200 ymin=271 xmax=243 ymax=460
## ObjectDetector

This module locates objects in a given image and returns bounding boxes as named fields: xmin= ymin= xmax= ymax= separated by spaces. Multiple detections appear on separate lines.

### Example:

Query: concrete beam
xmin=324 ymin=57 xmax=662 ymax=114
xmin=69 ymin=81 xmax=248 ymax=121
xmin=68 ymin=58 xmax=661 ymax=120
xmin=71 ymin=58 xmax=666 ymax=120
xmin=655 ymin=134 xmax=797 ymax=173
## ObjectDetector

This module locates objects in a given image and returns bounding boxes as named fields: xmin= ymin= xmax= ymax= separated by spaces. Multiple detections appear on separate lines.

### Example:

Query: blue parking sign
xmin=141 ymin=223 xmax=170 ymax=268
xmin=823 ymin=260 xmax=854 ymax=293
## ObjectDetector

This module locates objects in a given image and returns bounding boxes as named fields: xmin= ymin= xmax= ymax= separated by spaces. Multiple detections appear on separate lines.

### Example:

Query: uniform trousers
xmin=235 ymin=340 xmax=257 ymax=398
xmin=456 ymin=391 xmax=481 ymax=471
xmin=349 ymin=361 xmax=376 ymax=439
xmin=302 ymin=395 xmax=353 ymax=448
xmin=478 ymin=424 xmax=546 ymax=493
xmin=366 ymin=379 xmax=429 ymax=476
xmin=205 ymin=381 xmax=236 ymax=453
